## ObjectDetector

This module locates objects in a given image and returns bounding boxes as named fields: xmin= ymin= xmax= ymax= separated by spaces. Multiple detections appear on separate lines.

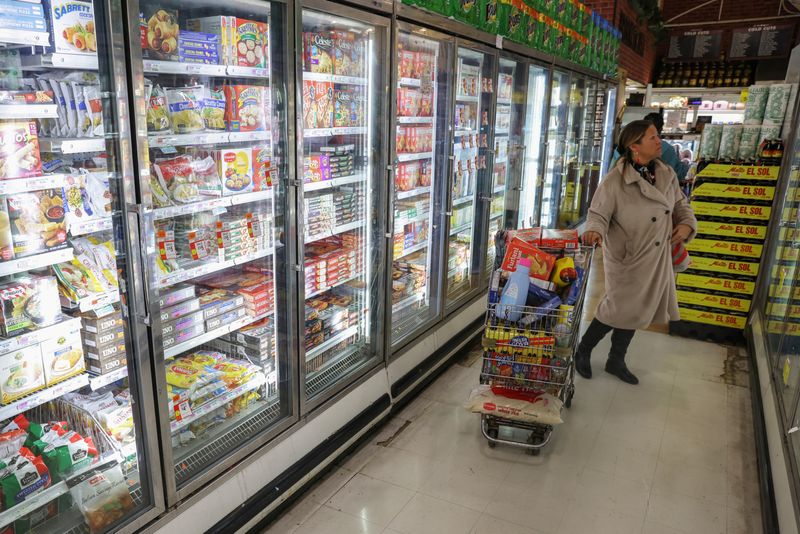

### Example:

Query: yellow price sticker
xmin=784 ymin=358 xmax=791 ymax=387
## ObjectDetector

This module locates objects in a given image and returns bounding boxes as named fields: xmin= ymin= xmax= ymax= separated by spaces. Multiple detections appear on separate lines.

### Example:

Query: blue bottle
xmin=496 ymin=257 xmax=531 ymax=322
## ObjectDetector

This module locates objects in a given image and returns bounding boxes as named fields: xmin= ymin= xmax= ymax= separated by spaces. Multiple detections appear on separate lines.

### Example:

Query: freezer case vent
xmin=306 ymin=346 xmax=366 ymax=397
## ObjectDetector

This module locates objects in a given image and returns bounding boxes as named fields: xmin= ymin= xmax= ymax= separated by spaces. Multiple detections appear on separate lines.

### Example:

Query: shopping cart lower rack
xmin=473 ymin=245 xmax=594 ymax=455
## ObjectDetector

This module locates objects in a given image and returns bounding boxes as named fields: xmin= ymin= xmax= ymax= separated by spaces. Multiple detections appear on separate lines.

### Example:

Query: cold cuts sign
xmin=667 ymin=29 xmax=723 ymax=60
xmin=729 ymin=23 xmax=794 ymax=59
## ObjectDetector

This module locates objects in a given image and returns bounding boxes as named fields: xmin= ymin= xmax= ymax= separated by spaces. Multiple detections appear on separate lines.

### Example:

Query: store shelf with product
xmin=152 ymin=189 xmax=274 ymax=220
xmin=395 ymin=239 xmax=428 ymax=259
xmin=170 ymin=375 xmax=265 ymax=433
xmin=397 ymin=116 xmax=434 ymax=124
xmin=157 ymin=247 xmax=276 ymax=288
xmin=396 ymin=186 xmax=431 ymax=199
xmin=37 ymin=137 xmax=106 ymax=154
xmin=302 ymin=71 xmax=368 ymax=85
xmin=397 ymin=151 xmax=433 ymax=163
xmin=392 ymin=292 xmax=425 ymax=314
xmin=20 ymin=53 xmax=98 ymax=71
xmin=304 ymin=174 xmax=364 ymax=192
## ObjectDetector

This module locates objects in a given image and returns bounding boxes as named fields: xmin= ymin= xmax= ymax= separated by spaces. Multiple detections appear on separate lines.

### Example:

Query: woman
xmin=577 ymin=120 xmax=697 ymax=385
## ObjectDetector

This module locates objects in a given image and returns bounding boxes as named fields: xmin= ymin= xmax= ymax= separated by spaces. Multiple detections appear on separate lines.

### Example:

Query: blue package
xmin=526 ymin=283 xmax=558 ymax=306
xmin=0 ymin=0 xmax=45 ymax=18
xmin=0 ymin=14 xmax=47 ymax=31
xmin=519 ymin=296 xmax=562 ymax=326
xmin=564 ymin=266 xmax=585 ymax=305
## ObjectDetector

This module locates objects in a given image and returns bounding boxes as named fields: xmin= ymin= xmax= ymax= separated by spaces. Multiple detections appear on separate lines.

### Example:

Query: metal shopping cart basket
xmin=478 ymin=244 xmax=594 ymax=455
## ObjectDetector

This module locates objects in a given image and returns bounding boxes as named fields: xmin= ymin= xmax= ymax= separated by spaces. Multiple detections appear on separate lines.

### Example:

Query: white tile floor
xmin=263 ymin=253 xmax=763 ymax=534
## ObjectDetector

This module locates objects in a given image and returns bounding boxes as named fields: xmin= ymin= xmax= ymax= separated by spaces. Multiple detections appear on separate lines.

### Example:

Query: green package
xmin=479 ymin=0 xmax=499 ymax=34
xmin=451 ymin=0 xmax=479 ymax=27
xmin=41 ymin=432 xmax=98 ymax=482
xmin=0 ymin=448 xmax=51 ymax=509
xmin=498 ymin=0 xmax=526 ymax=43
xmin=525 ymin=7 xmax=541 ymax=50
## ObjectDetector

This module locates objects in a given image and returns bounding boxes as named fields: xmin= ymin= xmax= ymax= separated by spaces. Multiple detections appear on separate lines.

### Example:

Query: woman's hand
xmin=671 ymin=224 xmax=692 ymax=245
xmin=582 ymin=231 xmax=602 ymax=246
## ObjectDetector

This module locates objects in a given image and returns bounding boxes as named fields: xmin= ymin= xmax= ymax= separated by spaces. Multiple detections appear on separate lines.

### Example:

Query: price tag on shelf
xmin=496 ymin=35 xmax=503 ymax=49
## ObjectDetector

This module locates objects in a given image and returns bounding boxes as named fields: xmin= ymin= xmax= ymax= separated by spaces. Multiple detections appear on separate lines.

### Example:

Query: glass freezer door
xmin=556 ymin=75 xmax=587 ymax=228
xmin=129 ymin=0 xmax=293 ymax=496
xmin=486 ymin=56 xmax=526 ymax=274
xmin=517 ymin=63 xmax=549 ymax=228
xmin=0 ymin=0 xmax=162 ymax=531
xmin=446 ymin=45 xmax=495 ymax=309
xmin=390 ymin=27 xmax=453 ymax=350
xmin=540 ymin=69 xmax=570 ymax=228
xmin=299 ymin=8 xmax=387 ymax=405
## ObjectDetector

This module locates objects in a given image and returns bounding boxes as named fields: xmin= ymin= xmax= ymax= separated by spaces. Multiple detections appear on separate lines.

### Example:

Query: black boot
xmin=574 ymin=319 xmax=613 ymax=380
xmin=604 ymin=328 xmax=638 ymax=385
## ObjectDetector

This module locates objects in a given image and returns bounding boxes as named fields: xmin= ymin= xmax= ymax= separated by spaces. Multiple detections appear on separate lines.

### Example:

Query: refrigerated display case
xmin=486 ymin=55 xmax=526 ymax=273
xmin=540 ymin=69 xmax=570 ymax=228
xmin=445 ymin=43 xmax=495 ymax=310
xmin=0 ymin=1 xmax=163 ymax=531
xmin=577 ymin=80 xmax=603 ymax=220
xmin=516 ymin=63 xmax=549 ymax=228
xmin=126 ymin=0 xmax=294 ymax=500
xmin=600 ymin=85 xmax=617 ymax=175
xmin=389 ymin=25 xmax=453 ymax=350
xmin=298 ymin=6 xmax=388 ymax=407
xmin=556 ymin=75 xmax=588 ymax=228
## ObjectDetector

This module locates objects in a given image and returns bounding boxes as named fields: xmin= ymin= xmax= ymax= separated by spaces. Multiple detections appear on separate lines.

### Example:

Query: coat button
xmin=655 ymin=241 xmax=661 ymax=246
xmin=665 ymin=210 xmax=670 ymax=214
xmin=651 ymin=217 xmax=657 ymax=222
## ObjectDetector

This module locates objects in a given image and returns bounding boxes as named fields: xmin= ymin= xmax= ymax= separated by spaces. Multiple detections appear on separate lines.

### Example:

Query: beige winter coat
xmin=584 ymin=159 xmax=697 ymax=330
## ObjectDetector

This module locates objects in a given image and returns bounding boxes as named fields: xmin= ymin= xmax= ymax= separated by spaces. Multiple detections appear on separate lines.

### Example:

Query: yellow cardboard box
xmin=691 ymin=201 xmax=771 ymax=221
xmin=676 ymin=273 xmax=755 ymax=295
xmin=692 ymin=182 xmax=775 ymax=201
xmin=679 ymin=307 xmax=746 ymax=330
xmin=696 ymin=221 xmax=766 ymax=240
xmin=686 ymin=238 xmax=762 ymax=259
xmin=690 ymin=255 xmax=759 ymax=277
xmin=677 ymin=290 xmax=751 ymax=313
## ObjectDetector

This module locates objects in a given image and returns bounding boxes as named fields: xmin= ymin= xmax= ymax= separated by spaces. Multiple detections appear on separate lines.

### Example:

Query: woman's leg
xmin=604 ymin=328 xmax=638 ymax=384
xmin=574 ymin=318 xmax=614 ymax=379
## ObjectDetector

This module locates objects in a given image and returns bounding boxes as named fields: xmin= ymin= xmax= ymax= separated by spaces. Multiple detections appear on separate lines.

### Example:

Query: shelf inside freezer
xmin=450 ymin=223 xmax=471 ymax=236
xmin=21 ymin=53 xmax=98 ymax=71
xmin=0 ymin=453 xmax=121 ymax=530
xmin=490 ymin=212 xmax=503 ymax=220
xmin=494 ymin=128 xmax=510 ymax=135
xmin=497 ymin=98 xmax=512 ymax=105
xmin=0 ymin=248 xmax=74 ymax=278
xmin=454 ymin=129 xmax=477 ymax=137
xmin=456 ymin=94 xmax=479 ymax=103
xmin=392 ymin=292 xmax=425 ymax=314
xmin=0 ymin=316 xmax=80 ymax=356
xmin=306 ymin=325 xmax=359 ymax=361
xmin=170 ymin=374 xmax=265 ymax=433
xmin=303 ymin=174 xmax=364 ymax=192
xmin=396 ymin=186 xmax=431 ymax=200
xmin=0 ymin=28 xmax=49 ymax=47
xmin=452 ymin=195 xmax=473 ymax=207
xmin=396 ymin=240 xmax=428 ymax=259
xmin=0 ymin=104 xmax=57 ymax=119
xmin=397 ymin=116 xmax=434 ymax=124
xmin=164 ymin=311 xmax=271 ymax=360
xmin=143 ymin=60 xmax=226 ymax=77
xmin=306 ymin=219 xmax=365 ymax=245
xmin=302 ymin=72 xmax=368 ymax=85
xmin=304 ymin=127 xmax=367 ymax=138
xmin=89 ymin=367 xmax=129 ymax=391
xmin=157 ymin=247 xmax=274 ymax=288
xmin=68 ymin=217 xmax=113 ymax=237
xmin=493 ymin=184 xmax=505 ymax=194
xmin=0 ymin=373 xmax=89 ymax=422
xmin=152 ymin=189 xmax=274 ymax=220
xmin=306 ymin=271 xmax=363 ymax=299
xmin=394 ymin=212 xmax=429 ymax=226
xmin=399 ymin=77 xmax=422 ymax=87
xmin=397 ymin=152 xmax=433 ymax=163
xmin=39 ymin=138 xmax=106 ymax=154
xmin=0 ymin=174 xmax=69 ymax=195
xmin=148 ymin=131 xmax=270 ymax=148
xmin=62 ymin=288 xmax=120 ymax=314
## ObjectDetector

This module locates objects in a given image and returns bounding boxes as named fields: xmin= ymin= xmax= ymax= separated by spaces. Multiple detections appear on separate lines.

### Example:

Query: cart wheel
xmin=526 ymin=433 xmax=542 ymax=455
xmin=565 ymin=387 xmax=574 ymax=409
xmin=530 ymin=447 xmax=541 ymax=456
xmin=487 ymin=427 xmax=498 ymax=448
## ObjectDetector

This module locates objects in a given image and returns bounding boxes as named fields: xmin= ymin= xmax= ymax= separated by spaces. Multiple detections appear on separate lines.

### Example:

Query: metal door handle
xmin=129 ymin=208 xmax=152 ymax=325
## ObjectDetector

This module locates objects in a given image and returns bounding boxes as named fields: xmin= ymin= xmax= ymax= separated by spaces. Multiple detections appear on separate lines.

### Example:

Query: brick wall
xmin=583 ymin=0 xmax=658 ymax=84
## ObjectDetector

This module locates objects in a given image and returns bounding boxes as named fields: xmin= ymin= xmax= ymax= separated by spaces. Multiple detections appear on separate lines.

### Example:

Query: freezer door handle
xmin=128 ymin=208 xmax=153 ymax=325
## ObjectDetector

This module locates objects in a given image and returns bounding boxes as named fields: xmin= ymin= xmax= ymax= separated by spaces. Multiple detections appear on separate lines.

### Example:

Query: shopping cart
xmin=478 ymin=244 xmax=594 ymax=455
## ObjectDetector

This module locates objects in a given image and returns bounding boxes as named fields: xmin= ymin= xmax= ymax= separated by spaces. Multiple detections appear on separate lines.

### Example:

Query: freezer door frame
xmin=536 ymin=67 xmax=572 ymax=229
xmin=442 ymin=38 xmax=499 ymax=316
xmin=122 ymin=0 xmax=300 ymax=506
xmin=386 ymin=21 xmax=456 ymax=357
xmin=296 ymin=0 xmax=391 ymax=414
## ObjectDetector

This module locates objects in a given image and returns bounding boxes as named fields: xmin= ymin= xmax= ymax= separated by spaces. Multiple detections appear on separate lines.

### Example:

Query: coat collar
xmin=618 ymin=159 xmax=672 ymax=209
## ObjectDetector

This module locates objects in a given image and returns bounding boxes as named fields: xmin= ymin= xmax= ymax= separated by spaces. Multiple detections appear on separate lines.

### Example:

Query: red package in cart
xmin=540 ymin=228 xmax=579 ymax=250
xmin=501 ymin=237 xmax=556 ymax=280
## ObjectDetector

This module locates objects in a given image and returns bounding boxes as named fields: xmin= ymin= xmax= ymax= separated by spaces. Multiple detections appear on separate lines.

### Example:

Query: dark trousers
xmin=578 ymin=318 xmax=635 ymax=361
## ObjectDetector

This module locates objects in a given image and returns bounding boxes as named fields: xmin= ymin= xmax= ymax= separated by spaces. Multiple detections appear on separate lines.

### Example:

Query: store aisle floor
xmin=264 ymin=251 xmax=762 ymax=534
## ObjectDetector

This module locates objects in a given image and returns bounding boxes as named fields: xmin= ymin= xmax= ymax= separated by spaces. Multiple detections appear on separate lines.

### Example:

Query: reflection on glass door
xmin=579 ymin=80 xmax=603 ymax=219
xmin=486 ymin=56 xmax=526 ymax=274
xmin=390 ymin=27 xmax=453 ymax=349
xmin=517 ymin=64 xmax=549 ymax=228
xmin=540 ymin=69 xmax=570 ymax=228
xmin=132 ymin=0 xmax=291 ymax=493
xmin=556 ymin=76 xmax=587 ymax=228
xmin=299 ymin=9 xmax=386 ymax=404
xmin=446 ymin=45 xmax=495 ymax=307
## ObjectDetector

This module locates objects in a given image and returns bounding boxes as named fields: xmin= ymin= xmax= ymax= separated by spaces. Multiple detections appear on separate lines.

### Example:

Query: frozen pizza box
xmin=205 ymin=306 xmax=246 ymax=331
xmin=159 ymin=298 xmax=200 ymax=324
xmin=40 ymin=329 xmax=85 ymax=386
xmin=198 ymin=289 xmax=245 ymax=320
xmin=81 ymin=326 xmax=125 ymax=351
xmin=46 ymin=0 xmax=98 ymax=56
xmin=83 ymin=339 xmax=125 ymax=363
xmin=161 ymin=309 xmax=204 ymax=338
xmin=78 ymin=306 xmax=122 ymax=334
xmin=158 ymin=283 xmax=196 ymax=309
xmin=86 ymin=354 xmax=126 ymax=375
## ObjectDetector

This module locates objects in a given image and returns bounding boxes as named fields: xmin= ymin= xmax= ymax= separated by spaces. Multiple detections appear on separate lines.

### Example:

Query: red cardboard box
xmin=500 ymin=237 xmax=557 ymax=280
xmin=540 ymin=228 xmax=579 ymax=250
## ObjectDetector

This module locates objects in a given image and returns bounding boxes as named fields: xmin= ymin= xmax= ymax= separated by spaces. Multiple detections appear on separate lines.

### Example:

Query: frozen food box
xmin=0 ymin=345 xmax=45 ymax=404
xmin=162 ymin=321 xmax=205 ymax=350
xmin=6 ymin=188 xmax=68 ymax=257
xmin=205 ymin=306 xmax=246 ymax=331
xmin=81 ymin=326 xmax=125 ymax=352
xmin=216 ymin=148 xmax=254 ymax=195
xmin=0 ymin=276 xmax=61 ymax=338
xmin=225 ymin=85 xmax=265 ymax=132
xmin=86 ymin=354 xmax=126 ymax=375
xmin=0 ymin=0 xmax=45 ymax=19
xmin=47 ymin=0 xmax=97 ymax=55
xmin=186 ymin=16 xmax=231 ymax=64
xmin=334 ymin=87 xmax=354 ymax=128
xmin=83 ymin=339 xmax=124 ymax=364
xmin=40 ymin=329 xmax=85 ymax=386
xmin=140 ymin=6 xmax=179 ymax=61
xmin=158 ymin=283 xmax=196 ymax=309
xmin=198 ymin=289 xmax=245 ymax=320
xmin=252 ymin=148 xmax=273 ymax=192
xmin=303 ymin=31 xmax=334 ymax=73
xmin=302 ymin=80 xmax=334 ymax=129
xmin=500 ymin=237 xmax=557 ymax=280
xmin=0 ymin=121 xmax=42 ymax=180
xmin=78 ymin=307 xmax=122 ymax=334
xmin=304 ymin=154 xmax=331 ymax=183
xmin=333 ymin=30 xmax=360 ymax=77
xmin=159 ymin=298 xmax=200 ymax=324
xmin=231 ymin=18 xmax=268 ymax=68
xmin=161 ymin=309 xmax=204 ymax=338
xmin=540 ymin=228 xmax=579 ymax=250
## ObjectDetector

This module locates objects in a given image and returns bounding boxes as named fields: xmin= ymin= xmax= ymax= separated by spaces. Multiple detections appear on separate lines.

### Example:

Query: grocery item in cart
xmin=68 ymin=461 xmax=135 ymax=534
xmin=0 ymin=121 xmax=42 ymax=180
xmin=141 ymin=7 xmax=180 ymax=61
xmin=540 ymin=228 xmax=579 ymax=250
xmin=550 ymin=257 xmax=577 ymax=289
xmin=465 ymin=385 xmax=563 ymax=425
xmin=47 ymin=0 xmax=97 ymax=55
xmin=501 ymin=237 xmax=556 ymax=280
xmin=0 ymin=345 xmax=45 ymax=404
